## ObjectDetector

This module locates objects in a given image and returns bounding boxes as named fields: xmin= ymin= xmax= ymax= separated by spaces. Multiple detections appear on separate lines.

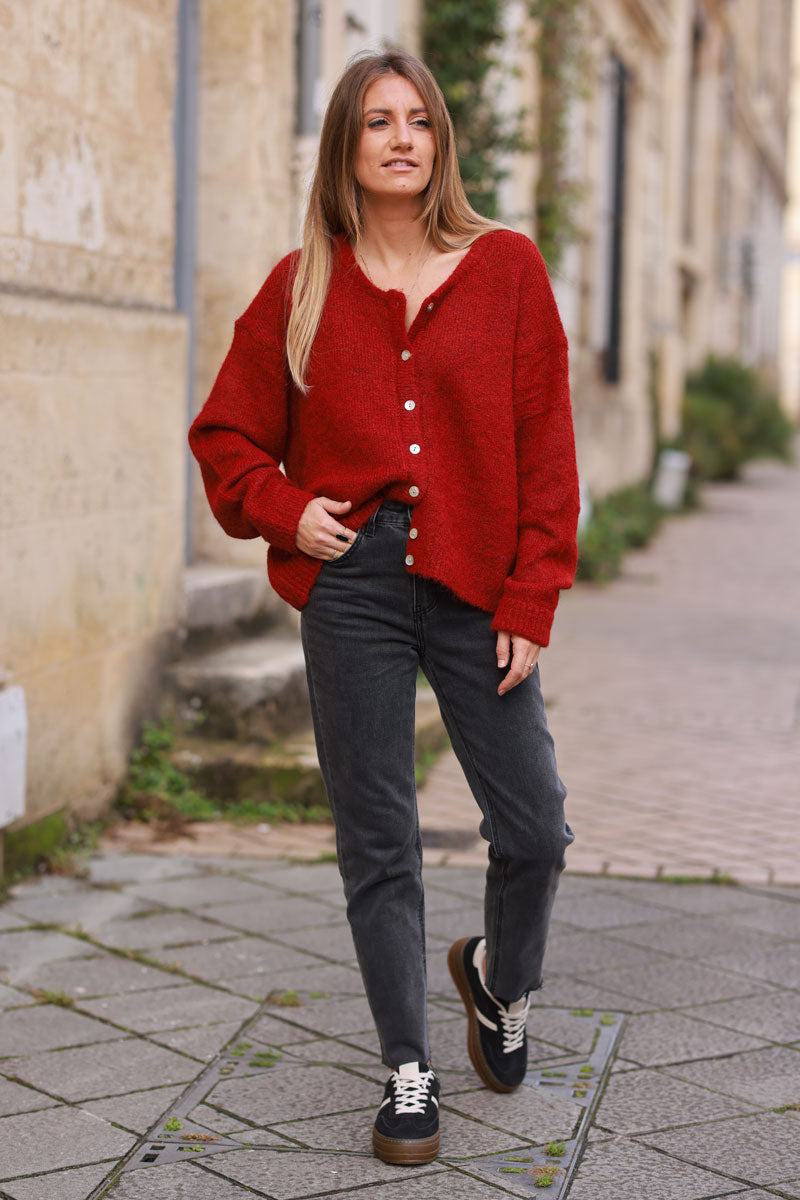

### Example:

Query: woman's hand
xmin=495 ymin=631 xmax=540 ymax=696
xmin=296 ymin=496 xmax=356 ymax=560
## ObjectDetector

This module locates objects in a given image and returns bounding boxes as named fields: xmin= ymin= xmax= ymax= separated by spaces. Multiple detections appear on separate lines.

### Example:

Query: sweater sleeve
xmin=490 ymin=240 xmax=580 ymax=647
xmin=187 ymin=261 xmax=317 ymax=553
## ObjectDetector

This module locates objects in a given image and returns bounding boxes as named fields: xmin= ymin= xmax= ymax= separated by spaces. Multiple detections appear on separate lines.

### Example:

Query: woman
xmin=189 ymin=48 xmax=578 ymax=1166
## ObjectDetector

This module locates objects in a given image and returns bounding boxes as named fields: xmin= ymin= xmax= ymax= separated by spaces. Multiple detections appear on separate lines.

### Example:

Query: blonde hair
xmin=286 ymin=48 xmax=507 ymax=392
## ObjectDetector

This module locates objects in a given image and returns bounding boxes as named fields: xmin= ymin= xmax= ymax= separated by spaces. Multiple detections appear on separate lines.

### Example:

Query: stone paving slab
xmin=2 ymin=1161 xmax=118 ymax=1200
xmin=591 ymin=1067 xmax=757 ymax=1134
xmin=662 ymin=1044 xmax=800 ymax=1109
xmin=144 ymin=935 xmax=321 ymax=981
xmin=86 ymin=852 xmax=209 ymax=886
xmin=124 ymin=873 xmax=280 ymax=911
xmin=146 ymin=1020 xmax=250 ymax=1062
xmin=618 ymin=1009 xmax=770 ymax=1067
xmin=208 ymin=1146 xmax=447 ymax=1198
xmin=18 ymin=952 xmax=181 ymax=999
xmin=81 ymin=1085 xmax=187 ymax=1134
xmin=563 ymin=1137 xmax=734 ymax=1200
xmin=92 ymin=911 xmax=234 ymax=951
xmin=198 ymin=896 xmax=347 ymax=936
xmin=3 ymin=1037 xmax=197 ymax=1102
xmin=0 ymin=1078 xmax=57 ymax=1117
xmin=8 ymin=890 xmax=150 ymax=930
xmin=580 ymin=958 xmax=775 ymax=1008
xmin=640 ymin=1110 xmax=800 ymax=1186
xmin=0 ymin=1003 xmax=122 ymax=1056
xmin=681 ymin=990 xmax=800 ymax=1043
xmin=0 ymin=983 xmax=33 ymax=1008
xmin=79 ymin=982 xmax=258 ymax=1034
xmin=0 ymin=930 xmax=96 ymax=982
xmin=0 ymin=1105 xmax=135 ymax=1181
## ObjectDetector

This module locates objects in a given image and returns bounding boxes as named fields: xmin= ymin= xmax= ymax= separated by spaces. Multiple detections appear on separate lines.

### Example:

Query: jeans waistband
xmin=373 ymin=500 xmax=413 ymax=526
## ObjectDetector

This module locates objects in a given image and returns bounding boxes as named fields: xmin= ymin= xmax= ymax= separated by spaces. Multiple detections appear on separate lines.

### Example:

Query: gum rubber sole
xmin=372 ymin=1128 xmax=440 ymax=1165
xmin=447 ymin=936 xmax=518 ymax=1094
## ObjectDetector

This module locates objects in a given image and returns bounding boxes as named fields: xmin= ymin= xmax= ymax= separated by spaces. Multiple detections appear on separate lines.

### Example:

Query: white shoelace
xmin=389 ymin=1064 xmax=436 ymax=1114
xmin=473 ymin=938 xmax=531 ymax=1053
xmin=498 ymin=996 xmax=531 ymax=1053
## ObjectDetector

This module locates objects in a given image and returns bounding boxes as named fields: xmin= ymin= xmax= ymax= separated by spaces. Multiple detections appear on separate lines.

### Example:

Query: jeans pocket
xmin=323 ymin=524 xmax=366 ymax=566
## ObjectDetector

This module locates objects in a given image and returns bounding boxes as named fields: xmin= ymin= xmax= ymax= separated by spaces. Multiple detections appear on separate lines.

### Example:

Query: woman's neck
xmin=358 ymin=196 xmax=429 ymax=270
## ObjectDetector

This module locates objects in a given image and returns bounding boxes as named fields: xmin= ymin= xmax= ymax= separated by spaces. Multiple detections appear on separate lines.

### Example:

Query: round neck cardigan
xmin=188 ymin=228 xmax=579 ymax=647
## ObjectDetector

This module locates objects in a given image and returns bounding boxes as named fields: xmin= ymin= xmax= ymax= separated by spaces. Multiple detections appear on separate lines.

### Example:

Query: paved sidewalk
xmin=419 ymin=456 xmax=800 ymax=884
xmin=1 ymin=853 xmax=799 ymax=1199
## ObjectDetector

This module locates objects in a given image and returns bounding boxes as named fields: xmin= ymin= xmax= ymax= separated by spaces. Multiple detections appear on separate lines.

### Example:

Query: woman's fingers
xmin=296 ymin=497 xmax=356 ymax=559
xmin=497 ymin=633 xmax=540 ymax=695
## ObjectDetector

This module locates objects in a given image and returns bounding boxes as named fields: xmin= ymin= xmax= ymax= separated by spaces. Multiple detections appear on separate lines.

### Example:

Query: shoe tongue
xmin=507 ymin=998 xmax=528 ymax=1017
xmin=397 ymin=1061 xmax=422 ymax=1079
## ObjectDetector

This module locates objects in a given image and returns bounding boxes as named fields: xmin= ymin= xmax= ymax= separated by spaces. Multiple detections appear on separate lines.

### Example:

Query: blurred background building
xmin=1 ymin=0 xmax=797 ymax=846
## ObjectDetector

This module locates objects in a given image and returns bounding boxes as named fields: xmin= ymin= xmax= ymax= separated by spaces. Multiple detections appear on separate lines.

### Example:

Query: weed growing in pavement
xmin=579 ymin=1065 xmax=594 ymax=1076
xmin=309 ymin=991 xmax=330 ymax=999
xmin=163 ymin=1117 xmax=183 ymax=1131
xmin=229 ymin=1042 xmax=252 ymax=1057
xmin=266 ymin=988 xmax=301 ymax=1007
xmin=775 ymin=1102 xmax=800 ymax=1113
xmin=541 ymin=1069 xmax=566 ymax=1078
xmin=29 ymin=988 xmax=75 ymax=1008
xmin=600 ymin=1014 xmax=617 ymax=1025
xmin=570 ymin=1008 xmax=594 ymax=1017
xmin=545 ymin=1141 xmax=566 ymax=1156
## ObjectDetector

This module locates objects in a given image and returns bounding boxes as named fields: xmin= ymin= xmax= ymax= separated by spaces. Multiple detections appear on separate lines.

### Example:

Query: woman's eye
xmin=412 ymin=118 xmax=431 ymax=128
xmin=367 ymin=118 xmax=388 ymax=128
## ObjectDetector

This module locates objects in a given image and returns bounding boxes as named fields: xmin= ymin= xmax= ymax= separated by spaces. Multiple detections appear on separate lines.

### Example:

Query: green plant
xmin=266 ymin=989 xmax=301 ymax=1007
xmin=528 ymin=0 xmax=589 ymax=271
xmin=680 ymin=355 xmax=794 ymax=481
xmin=576 ymin=482 xmax=666 ymax=583
xmin=570 ymin=1008 xmax=593 ymax=1017
xmin=545 ymin=1140 xmax=566 ymax=1156
xmin=117 ymin=721 xmax=217 ymax=825
xmin=1 ymin=811 xmax=104 ymax=886
xmin=163 ymin=1117 xmax=183 ymax=1132
xmin=29 ymin=988 xmax=75 ymax=1008
xmin=422 ymin=1 xmax=526 ymax=218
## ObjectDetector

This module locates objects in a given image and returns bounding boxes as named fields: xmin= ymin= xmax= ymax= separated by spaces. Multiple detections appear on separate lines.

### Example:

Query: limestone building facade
xmin=1 ymin=0 xmax=794 ymax=836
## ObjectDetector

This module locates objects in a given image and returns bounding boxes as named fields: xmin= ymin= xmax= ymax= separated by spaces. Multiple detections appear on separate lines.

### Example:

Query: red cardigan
xmin=189 ymin=229 xmax=579 ymax=646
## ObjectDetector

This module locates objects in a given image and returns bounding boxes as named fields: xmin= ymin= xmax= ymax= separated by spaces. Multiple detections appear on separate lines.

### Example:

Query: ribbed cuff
xmin=490 ymin=595 xmax=556 ymax=648
xmin=248 ymin=482 xmax=318 ymax=553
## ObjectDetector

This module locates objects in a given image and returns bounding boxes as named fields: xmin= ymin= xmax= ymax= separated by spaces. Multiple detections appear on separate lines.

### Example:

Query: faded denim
xmin=300 ymin=500 xmax=574 ymax=1068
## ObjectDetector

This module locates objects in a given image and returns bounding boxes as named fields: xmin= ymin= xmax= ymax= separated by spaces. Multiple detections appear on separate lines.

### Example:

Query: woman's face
xmin=354 ymin=74 xmax=436 ymax=203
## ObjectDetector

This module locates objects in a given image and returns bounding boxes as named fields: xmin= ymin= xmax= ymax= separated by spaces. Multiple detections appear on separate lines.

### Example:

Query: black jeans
xmin=300 ymin=500 xmax=574 ymax=1068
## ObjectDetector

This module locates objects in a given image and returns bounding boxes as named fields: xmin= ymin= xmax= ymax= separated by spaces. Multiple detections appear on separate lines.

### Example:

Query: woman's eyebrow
xmin=364 ymin=106 xmax=429 ymax=116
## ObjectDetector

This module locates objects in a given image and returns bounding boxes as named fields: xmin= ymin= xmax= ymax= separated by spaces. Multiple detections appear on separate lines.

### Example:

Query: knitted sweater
xmin=189 ymin=229 xmax=579 ymax=647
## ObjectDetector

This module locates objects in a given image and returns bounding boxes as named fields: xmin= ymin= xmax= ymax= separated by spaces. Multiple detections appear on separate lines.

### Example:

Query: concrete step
xmin=181 ymin=563 xmax=285 ymax=642
xmin=169 ymin=688 xmax=449 ymax=817
xmin=163 ymin=632 xmax=311 ymax=742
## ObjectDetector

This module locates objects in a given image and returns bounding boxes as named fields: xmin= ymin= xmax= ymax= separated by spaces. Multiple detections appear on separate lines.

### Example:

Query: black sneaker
xmin=372 ymin=1061 xmax=440 ymax=1164
xmin=448 ymin=935 xmax=530 ymax=1092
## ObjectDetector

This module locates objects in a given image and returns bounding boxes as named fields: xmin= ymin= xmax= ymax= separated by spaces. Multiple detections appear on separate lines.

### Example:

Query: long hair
xmin=286 ymin=48 xmax=507 ymax=392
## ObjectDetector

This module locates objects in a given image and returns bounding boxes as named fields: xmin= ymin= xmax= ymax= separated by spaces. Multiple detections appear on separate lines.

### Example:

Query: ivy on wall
xmin=422 ymin=0 xmax=588 ymax=268
xmin=421 ymin=0 xmax=525 ymax=219
xmin=528 ymin=0 xmax=589 ymax=270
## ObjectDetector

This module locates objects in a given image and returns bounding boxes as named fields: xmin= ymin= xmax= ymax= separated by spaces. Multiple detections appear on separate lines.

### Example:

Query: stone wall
xmin=0 ymin=0 xmax=187 ymax=827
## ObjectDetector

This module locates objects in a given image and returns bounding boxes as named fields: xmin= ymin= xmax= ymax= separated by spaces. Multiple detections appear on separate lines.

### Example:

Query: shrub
xmin=576 ymin=483 xmax=664 ymax=582
xmin=682 ymin=356 xmax=794 ymax=481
